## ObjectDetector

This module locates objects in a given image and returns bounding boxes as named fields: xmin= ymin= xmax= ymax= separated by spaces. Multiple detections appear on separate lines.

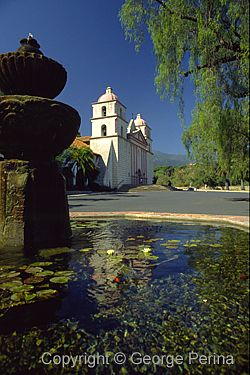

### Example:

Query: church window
xmin=102 ymin=106 xmax=107 ymax=117
xmin=120 ymin=108 xmax=122 ymax=118
xmin=121 ymin=127 xmax=123 ymax=137
xmin=101 ymin=124 xmax=107 ymax=136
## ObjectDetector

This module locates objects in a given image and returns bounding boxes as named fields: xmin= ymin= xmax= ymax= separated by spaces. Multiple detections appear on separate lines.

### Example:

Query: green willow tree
xmin=120 ymin=0 xmax=249 ymax=188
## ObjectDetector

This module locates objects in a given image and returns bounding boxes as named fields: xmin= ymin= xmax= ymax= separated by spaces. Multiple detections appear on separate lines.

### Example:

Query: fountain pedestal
xmin=0 ymin=160 xmax=71 ymax=249
xmin=0 ymin=36 xmax=80 ymax=250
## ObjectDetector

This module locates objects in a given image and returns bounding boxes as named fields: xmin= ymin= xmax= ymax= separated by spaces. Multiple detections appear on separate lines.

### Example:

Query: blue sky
xmin=0 ymin=0 xmax=195 ymax=154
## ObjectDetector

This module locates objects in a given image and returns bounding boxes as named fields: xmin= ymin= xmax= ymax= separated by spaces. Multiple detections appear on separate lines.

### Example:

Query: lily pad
xmin=0 ymin=280 xmax=23 ymax=290
xmin=25 ymin=267 xmax=44 ymax=274
xmin=24 ymin=276 xmax=45 ymax=285
xmin=0 ymin=266 xmax=13 ymax=271
xmin=10 ymin=291 xmax=36 ymax=303
xmin=39 ymin=247 xmax=74 ymax=258
xmin=24 ymin=292 xmax=37 ymax=302
xmin=35 ymin=271 xmax=54 ymax=277
xmin=11 ymin=284 xmax=34 ymax=293
xmin=36 ymin=289 xmax=58 ymax=299
xmin=10 ymin=293 xmax=24 ymax=302
xmin=53 ymin=271 xmax=74 ymax=277
xmin=29 ymin=262 xmax=53 ymax=267
xmin=79 ymin=248 xmax=92 ymax=253
xmin=37 ymin=283 xmax=50 ymax=289
xmin=19 ymin=265 xmax=28 ymax=270
xmin=0 ymin=271 xmax=20 ymax=280
xmin=50 ymin=276 xmax=70 ymax=284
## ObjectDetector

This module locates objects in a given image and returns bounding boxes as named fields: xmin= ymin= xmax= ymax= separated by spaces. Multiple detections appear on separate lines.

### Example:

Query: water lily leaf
xmin=0 ymin=271 xmax=20 ymax=280
xmin=24 ymin=292 xmax=37 ymax=302
xmin=35 ymin=271 xmax=54 ymax=277
xmin=29 ymin=262 xmax=53 ymax=267
xmin=53 ymin=271 xmax=74 ymax=277
xmin=19 ymin=265 xmax=28 ymax=270
xmin=37 ymin=283 xmax=50 ymax=289
xmin=0 ymin=280 xmax=23 ymax=290
xmin=39 ymin=247 xmax=74 ymax=258
xmin=36 ymin=289 xmax=58 ymax=299
xmin=167 ymin=240 xmax=181 ymax=243
xmin=147 ymin=255 xmax=159 ymax=260
xmin=209 ymin=244 xmax=223 ymax=248
xmin=126 ymin=238 xmax=136 ymax=241
xmin=24 ymin=276 xmax=45 ymax=285
xmin=0 ymin=266 xmax=13 ymax=271
xmin=11 ymin=293 xmax=24 ymax=302
xmin=79 ymin=248 xmax=92 ymax=253
xmin=50 ymin=276 xmax=70 ymax=284
xmin=25 ymin=267 xmax=44 ymax=274
xmin=11 ymin=284 xmax=34 ymax=293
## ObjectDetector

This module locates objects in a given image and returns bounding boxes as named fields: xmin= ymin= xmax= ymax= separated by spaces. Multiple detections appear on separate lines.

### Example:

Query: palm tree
xmin=68 ymin=146 xmax=96 ymax=177
xmin=57 ymin=146 xmax=98 ymax=189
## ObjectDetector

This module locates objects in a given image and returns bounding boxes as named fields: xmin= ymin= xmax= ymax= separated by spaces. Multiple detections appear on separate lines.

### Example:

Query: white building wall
xmin=117 ymin=137 xmax=131 ymax=187
xmin=91 ymin=117 xmax=117 ymax=138
xmin=90 ymin=137 xmax=119 ymax=189
xmin=90 ymin=88 xmax=154 ymax=189
xmin=147 ymin=151 xmax=154 ymax=185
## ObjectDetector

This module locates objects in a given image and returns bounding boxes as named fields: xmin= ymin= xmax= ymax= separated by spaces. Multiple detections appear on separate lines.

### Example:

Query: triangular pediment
xmin=129 ymin=129 xmax=148 ymax=145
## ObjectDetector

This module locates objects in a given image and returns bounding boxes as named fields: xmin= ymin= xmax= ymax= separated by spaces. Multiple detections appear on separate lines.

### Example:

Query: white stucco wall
xmin=90 ymin=89 xmax=154 ymax=189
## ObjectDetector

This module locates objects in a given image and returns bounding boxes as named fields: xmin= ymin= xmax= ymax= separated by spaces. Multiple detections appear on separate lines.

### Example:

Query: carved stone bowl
xmin=0 ymin=52 xmax=67 ymax=99
xmin=0 ymin=95 xmax=80 ymax=160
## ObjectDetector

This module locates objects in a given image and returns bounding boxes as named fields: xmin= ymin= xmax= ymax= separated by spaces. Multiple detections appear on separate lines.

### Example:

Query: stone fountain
xmin=0 ymin=35 xmax=80 ymax=250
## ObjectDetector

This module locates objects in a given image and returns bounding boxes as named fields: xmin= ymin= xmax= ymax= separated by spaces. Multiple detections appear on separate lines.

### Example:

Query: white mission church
xmin=70 ymin=87 xmax=153 ymax=190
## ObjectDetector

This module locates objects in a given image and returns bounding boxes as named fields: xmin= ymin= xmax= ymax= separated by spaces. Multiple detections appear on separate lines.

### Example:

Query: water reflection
xmin=0 ymin=220 xmax=248 ymax=335
xmin=0 ymin=220 xmax=249 ymax=375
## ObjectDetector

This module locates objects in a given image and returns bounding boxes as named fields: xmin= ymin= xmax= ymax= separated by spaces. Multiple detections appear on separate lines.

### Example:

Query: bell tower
xmin=134 ymin=113 xmax=152 ymax=152
xmin=91 ymin=86 xmax=127 ymax=139
xmin=90 ymin=87 xmax=129 ymax=189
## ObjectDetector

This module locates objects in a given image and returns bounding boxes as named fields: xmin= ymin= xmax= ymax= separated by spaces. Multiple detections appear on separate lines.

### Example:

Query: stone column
xmin=0 ymin=160 xmax=71 ymax=250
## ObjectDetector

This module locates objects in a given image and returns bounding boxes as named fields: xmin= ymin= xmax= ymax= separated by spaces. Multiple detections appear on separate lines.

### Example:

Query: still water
xmin=0 ymin=220 xmax=249 ymax=374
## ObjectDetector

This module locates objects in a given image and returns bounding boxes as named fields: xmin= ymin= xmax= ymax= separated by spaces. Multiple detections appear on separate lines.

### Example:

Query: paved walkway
xmin=69 ymin=191 xmax=249 ymax=229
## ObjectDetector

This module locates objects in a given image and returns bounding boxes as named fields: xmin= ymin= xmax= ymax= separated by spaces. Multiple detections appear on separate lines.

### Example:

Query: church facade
xmin=89 ymin=87 xmax=153 ymax=190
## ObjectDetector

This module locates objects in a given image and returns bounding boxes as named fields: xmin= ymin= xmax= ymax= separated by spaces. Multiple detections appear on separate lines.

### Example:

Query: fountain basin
xmin=0 ymin=95 xmax=80 ymax=160
xmin=0 ymin=52 xmax=67 ymax=99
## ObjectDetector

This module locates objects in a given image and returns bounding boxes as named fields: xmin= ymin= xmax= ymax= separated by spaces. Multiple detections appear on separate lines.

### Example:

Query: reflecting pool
xmin=0 ymin=220 xmax=249 ymax=374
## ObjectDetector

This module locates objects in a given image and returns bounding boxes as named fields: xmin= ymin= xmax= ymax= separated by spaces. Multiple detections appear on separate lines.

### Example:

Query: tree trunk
xmin=225 ymin=178 xmax=230 ymax=190
xmin=241 ymin=178 xmax=245 ymax=191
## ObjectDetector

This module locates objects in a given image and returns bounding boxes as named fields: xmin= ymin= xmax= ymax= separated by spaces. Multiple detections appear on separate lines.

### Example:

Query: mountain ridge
xmin=153 ymin=150 xmax=190 ymax=167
